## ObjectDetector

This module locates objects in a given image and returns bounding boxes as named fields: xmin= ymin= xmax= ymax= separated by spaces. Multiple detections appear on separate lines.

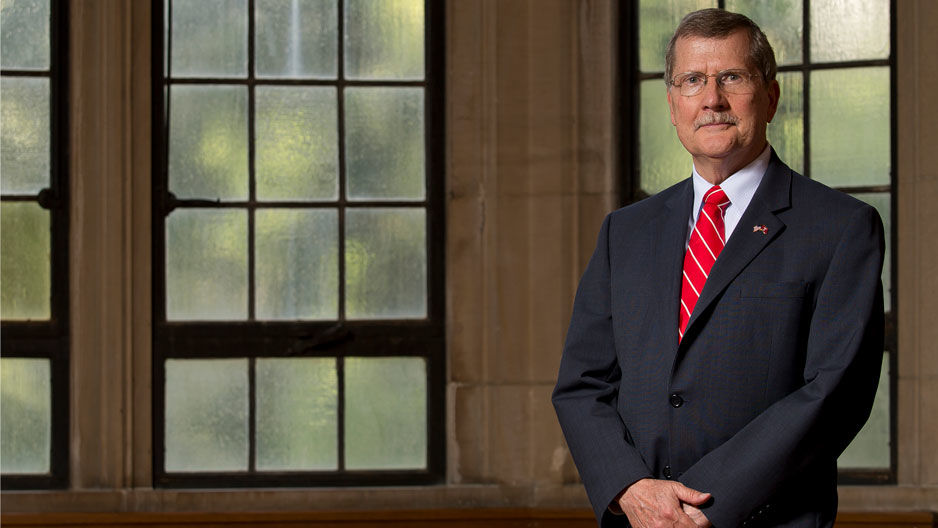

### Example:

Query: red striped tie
xmin=679 ymin=185 xmax=730 ymax=340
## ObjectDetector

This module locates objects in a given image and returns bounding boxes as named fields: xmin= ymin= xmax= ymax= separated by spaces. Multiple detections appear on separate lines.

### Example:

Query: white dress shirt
xmin=687 ymin=143 xmax=772 ymax=247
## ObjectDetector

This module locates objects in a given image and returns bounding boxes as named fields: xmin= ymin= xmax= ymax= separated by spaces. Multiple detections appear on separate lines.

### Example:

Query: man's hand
xmin=682 ymin=502 xmax=712 ymax=527
xmin=616 ymin=478 xmax=711 ymax=528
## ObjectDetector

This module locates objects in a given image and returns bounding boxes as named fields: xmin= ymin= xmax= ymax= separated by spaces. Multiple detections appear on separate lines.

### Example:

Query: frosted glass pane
xmin=255 ymin=209 xmax=338 ymax=320
xmin=1 ymin=77 xmax=50 ymax=194
xmin=1 ymin=202 xmax=50 ymax=320
xmin=345 ymin=88 xmax=425 ymax=201
xmin=165 ymin=359 xmax=248 ymax=471
xmin=639 ymin=0 xmax=716 ymax=73
xmin=839 ymin=353 xmax=890 ymax=469
xmin=256 ymin=358 xmax=337 ymax=470
xmin=768 ymin=72 xmax=804 ymax=174
xmin=169 ymin=85 xmax=248 ymax=200
xmin=0 ymin=358 xmax=50 ymax=474
xmin=345 ymin=208 xmax=426 ymax=319
xmin=255 ymin=0 xmax=337 ymax=79
xmin=344 ymin=0 xmax=424 ymax=80
xmin=0 ymin=0 xmax=49 ymax=70
xmin=640 ymin=80 xmax=690 ymax=194
xmin=853 ymin=193 xmax=891 ymax=313
xmin=725 ymin=0 xmax=802 ymax=67
xmin=811 ymin=0 xmax=889 ymax=63
xmin=345 ymin=357 xmax=426 ymax=469
xmin=810 ymin=68 xmax=889 ymax=187
xmin=256 ymin=86 xmax=338 ymax=200
xmin=166 ymin=209 xmax=247 ymax=320
xmin=170 ymin=0 xmax=247 ymax=77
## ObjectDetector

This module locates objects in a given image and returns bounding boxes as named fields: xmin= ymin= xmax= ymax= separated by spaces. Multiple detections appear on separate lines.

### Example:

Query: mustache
xmin=694 ymin=112 xmax=739 ymax=129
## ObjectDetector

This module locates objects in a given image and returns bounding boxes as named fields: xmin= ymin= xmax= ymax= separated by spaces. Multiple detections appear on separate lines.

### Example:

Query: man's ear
xmin=765 ymin=79 xmax=781 ymax=123
xmin=667 ymin=88 xmax=677 ymax=126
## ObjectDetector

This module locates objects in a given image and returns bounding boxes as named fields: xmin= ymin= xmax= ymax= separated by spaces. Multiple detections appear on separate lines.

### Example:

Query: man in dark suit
xmin=552 ymin=9 xmax=884 ymax=528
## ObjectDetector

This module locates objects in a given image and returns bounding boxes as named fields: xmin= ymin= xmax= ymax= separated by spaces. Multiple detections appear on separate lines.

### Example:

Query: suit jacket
xmin=552 ymin=152 xmax=885 ymax=528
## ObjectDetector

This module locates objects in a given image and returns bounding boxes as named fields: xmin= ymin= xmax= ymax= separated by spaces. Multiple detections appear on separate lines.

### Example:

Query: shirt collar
xmin=691 ymin=143 xmax=771 ymax=213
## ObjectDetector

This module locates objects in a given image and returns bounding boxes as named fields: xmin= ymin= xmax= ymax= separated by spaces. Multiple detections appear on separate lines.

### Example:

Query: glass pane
xmin=345 ymin=357 xmax=426 ymax=469
xmin=165 ymin=359 xmax=249 ymax=471
xmin=170 ymin=0 xmax=247 ymax=77
xmin=853 ymin=193 xmax=891 ymax=313
xmin=256 ymin=86 xmax=338 ymax=201
xmin=640 ymin=79 xmax=690 ymax=195
xmin=725 ymin=0 xmax=802 ymax=67
xmin=344 ymin=0 xmax=424 ymax=80
xmin=1 ymin=202 xmax=50 ymax=320
xmin=839 ymin=353 xmax=890 ymax=469
xmin=256 ymin=358 xmax=337 ymax=470
xmin=768 ymin=71 xmax=804 ymax=174
xmin=255 ymin=209 xmax=338 ymax=320
xmin=345 ymin=87 xmax=425 ymax=201
xmin=255 ymin=0 xmax=337 ymax=79
xmin=345 ymin=208 xmax=426 ymax=319
xmin=0 ymin=358 xmax=51 ymax=474
xmin=639 ymin=0 xmax=716 ymax=73
xmin=0 ymin=0 xmax=49 ymax=70
xmin=166 ymin=209 xmax=247 ymax=320
xmin=811 ymin=0 xmax=889 ymax=63
xmin=809 ymin=67 xmax=889 ymax=187
xmin=169 ymin=85 xmax=248 ymax=200
xmin=1 ymin=77 xmax=50 ymax=194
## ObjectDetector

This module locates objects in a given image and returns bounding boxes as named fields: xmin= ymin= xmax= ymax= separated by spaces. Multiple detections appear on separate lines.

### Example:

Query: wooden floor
xmin=2 ymin=509 xmax=936 ymax=528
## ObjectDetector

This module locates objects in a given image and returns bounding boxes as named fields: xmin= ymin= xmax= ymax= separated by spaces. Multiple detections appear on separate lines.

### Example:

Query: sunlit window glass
xmin=1 ymin=0 xmax=67 ymax=488
xmin=157 ymin=0 xmax=439 ymax=484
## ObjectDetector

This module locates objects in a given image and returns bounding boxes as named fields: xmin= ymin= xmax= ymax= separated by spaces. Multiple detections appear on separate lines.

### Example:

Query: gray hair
xmin=664 ymin=8 xmax=777 ymax=87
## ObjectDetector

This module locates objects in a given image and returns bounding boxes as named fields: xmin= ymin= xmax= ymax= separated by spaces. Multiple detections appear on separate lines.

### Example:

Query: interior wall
xmin=2 ymin=0 xmax=935 ymax=514
xmin=894 ymin=0 xmax=938 ymax=494
xmin=446 ymin=0 xmax=617 ymax=493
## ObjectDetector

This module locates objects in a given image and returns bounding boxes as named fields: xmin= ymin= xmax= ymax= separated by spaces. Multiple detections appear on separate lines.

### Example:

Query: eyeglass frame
xmin=668 ymin=69 xmax=763 ymax=97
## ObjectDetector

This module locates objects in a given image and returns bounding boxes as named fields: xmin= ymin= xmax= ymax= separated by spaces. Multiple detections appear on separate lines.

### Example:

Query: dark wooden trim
xmin=0 ymin=509 xmax=596 ymax=528
xmin=1 ymin=510 xmax=934 ymax=528
xmin=836 ymin=511 xmax=938 ymax=528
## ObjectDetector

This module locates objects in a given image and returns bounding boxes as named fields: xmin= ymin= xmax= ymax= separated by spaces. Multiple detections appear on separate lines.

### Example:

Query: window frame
xmin=150 ymin=0 xmax=445 ymax=488
xmin=0 ymin=0 xmax=70 ymax=491
xmin=618 ymin=0 xmax=897 ymax=484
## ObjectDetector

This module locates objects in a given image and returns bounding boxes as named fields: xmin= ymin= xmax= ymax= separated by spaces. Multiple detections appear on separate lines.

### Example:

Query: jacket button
xmin=663 ymin=465 xmax=672 ymax=479
xmin=669 ymin=394 xmax=684 ymax=407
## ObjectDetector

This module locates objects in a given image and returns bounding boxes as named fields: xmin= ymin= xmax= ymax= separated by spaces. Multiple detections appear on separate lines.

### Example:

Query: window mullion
xmin=247 ymin=0 xmax=257 ymax=322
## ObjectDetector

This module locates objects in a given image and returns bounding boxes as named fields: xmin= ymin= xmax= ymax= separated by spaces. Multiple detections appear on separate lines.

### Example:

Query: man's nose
xmin=700 ymin=79 xmax=729 ymax=110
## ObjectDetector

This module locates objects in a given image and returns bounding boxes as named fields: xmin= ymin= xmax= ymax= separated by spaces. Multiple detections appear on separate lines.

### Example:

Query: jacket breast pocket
xmin=737 ymin=280 xmax=806 ymax=299
xmin=731 ymin=279 xmax=811 ymax=403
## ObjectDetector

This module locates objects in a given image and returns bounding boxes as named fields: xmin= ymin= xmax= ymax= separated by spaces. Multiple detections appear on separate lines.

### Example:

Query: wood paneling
xmin=836 ymin=511 xmax=938 ymax=527
xmin=2 ymin=509 xmax=934 ymax=528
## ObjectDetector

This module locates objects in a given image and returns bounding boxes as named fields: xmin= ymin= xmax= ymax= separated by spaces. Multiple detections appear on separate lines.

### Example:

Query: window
xmin=0 ymin=0 xmax=69 ymax=489
xmin=153 ymin=0 xmax=444 ymax=487
xmin=622 ymin=0 xmax=895 ymax=482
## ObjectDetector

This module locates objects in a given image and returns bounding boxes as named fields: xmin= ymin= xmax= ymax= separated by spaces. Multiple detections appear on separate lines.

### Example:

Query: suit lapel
xmin=649 ymin=180 xmax=694 ymax=357
xmin=682 ymin=153 xmax=793 ymax=342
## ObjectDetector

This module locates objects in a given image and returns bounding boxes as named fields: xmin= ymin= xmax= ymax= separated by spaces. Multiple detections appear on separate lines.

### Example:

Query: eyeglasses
xmin=669 ymin=69 xmax=761 ymax=97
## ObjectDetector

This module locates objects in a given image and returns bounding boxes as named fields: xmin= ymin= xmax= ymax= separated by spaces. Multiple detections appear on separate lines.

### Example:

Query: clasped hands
xmin=616 ymin=478 xmax=712 ymax=528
